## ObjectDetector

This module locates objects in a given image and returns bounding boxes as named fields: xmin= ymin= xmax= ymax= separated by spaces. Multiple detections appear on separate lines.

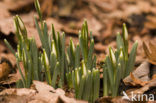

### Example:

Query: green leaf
xmin=87 ymin=39 xmax=94 ymax=70
xmin=69 ymin=38 xmax=75 ymax=68
xmin=13 ymin=16 xmax=20 ymax=41
xmin=109 ymin=47 xmax=116 ymax=71
xmin=92 ymin=55 xmax=97 ymax=69
xmin=43 ymin=21 xmax=50 ymax=58
xmin=34 ymin=0 xmax=42 ymax=21
xmin=126 ymin=41 xmax=138 ymax=76
xmin=43 ymin=49 xmax=52 ymax=85
xmin=82 ymin=60 xmax=87 ymax=76
xmin=66 ymin=72 xmax=72 ymax=88
xmin=103 ymin=64 xmax=108 ymax=96
xmin=16 ymin=57 xmax=26 ymax=87
xmin=72 ymin=70 xmax=75 ymax=88
xmin=50 ymin=52 xmax=56 ymax=75
xmin=27 ymin=60 xmax=32 ymax=88
xmin=4 ymin=39 xmax=16 ymax=56
xmin=52 ymin=62 xmax=59 ymax=88
xmin=51 ymin=24 xmax=57 ymax=47
xmin=105 ymin=56 xmax=113 ymax=88
xmin=113 ymin=63 xmax=122 ymax=97
xmin=116 ymin=32 xmax=125 ymax=52
xmin=16 ymin=15 xmax=27 ymax=39
xmin=93 ymin=69 xmax=100 ymax=102
xmin=82 ymin=70 xmax=92 ymax=101
xmin=118 ymin=48 xmax=125 ymax=78
xmin=122 ymin=23 xmax=128 ymax=58
xmin=75 ymin=44 xmax=80 ymax=68
xmin=60 ymin=33 xmax=65 ymax=85
xmin=34 ymin=17 xmax=44 ymax=47
xmin=16 ymin=79 xmax=24 ymax=88
xmin=77 ymin=75 xmax=85 ymax=99
xmin=75 ymin=68 xmax=80 ymax=98
xmin=31 ymin=39 xmax=39 ymax=80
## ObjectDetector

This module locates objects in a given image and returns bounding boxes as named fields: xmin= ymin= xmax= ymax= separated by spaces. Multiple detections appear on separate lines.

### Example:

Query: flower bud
xmin=34 ymin=0 xmax=42 ymax=20
xmin=109 ymin=47 xmax=116 ymax=66
xmin=122 ymin=23 xmax=128 ymax=41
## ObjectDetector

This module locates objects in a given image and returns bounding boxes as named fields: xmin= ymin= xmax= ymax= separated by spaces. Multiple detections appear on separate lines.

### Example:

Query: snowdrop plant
xmin=103 ymin=24 xmax=138 ymax=97
xmin=4 ymin=0 xmax=97 ymax=90
xmin=4 ymin=0 xmax=139 ymax=102
xmin=66 ymin=60 xmax=100 ymax=103
xmin=79 ymin=21 xmax=96 ymax=70
xmin=67 ymin=20 xmax=96 ymax=71
xmin=4 ymin=0 xmax=66 ymax=88
xmin=66 ymin=19 xmax=98 ymax=103
xmin=4 ymin=15 xmax=39 ymax=88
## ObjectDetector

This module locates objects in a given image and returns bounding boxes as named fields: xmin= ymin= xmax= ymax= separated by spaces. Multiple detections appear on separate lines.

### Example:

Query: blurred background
xmin=0 ymin=0 xmax=156 ymax=67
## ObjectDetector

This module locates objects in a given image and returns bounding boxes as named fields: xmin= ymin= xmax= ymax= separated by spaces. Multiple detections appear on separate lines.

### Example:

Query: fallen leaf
xmin=0 ymin=81 xmax=87 ymax=103
xmin=130 ymin=72 xmax=148 ymax=86
xmin=33 ymin=81 xmax=87 ymax=103
xmin=131 ymin=79 xmax=156 ymax=96
xmin=58 ymin=95 xmax=87 ymax=103
xmin=4 ymin=0 xmax=34 ymax=12
xmin=0 ymin=58 xmax=11 ymax=80
xmin=0 ymin=88 xmax=36 ymax=103
xmin=124 ymin=61 xmax=150 ymax=85
xmin=143 ymin=41 xmax=156 ymax=65
xmin=95 ymin=96 xmax=128 ymax=103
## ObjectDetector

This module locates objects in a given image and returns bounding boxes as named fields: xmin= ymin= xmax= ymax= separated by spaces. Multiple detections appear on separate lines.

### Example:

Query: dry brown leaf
xmin=0 ymin=59 xmax=11 ymax=80
xmin=33 ymin=81 xmax=88 ymax=103
xmin=94 ymin=43 xmax=106 ymax=52
xmin=41 ymin=0 xmax=53 ymax=16
xmin=96 ymin=96 xmax=128 ymax=103
xmin=152 ymin=74 xmax=156 ymax=80
xmin=4 ymin=0 xmax=34 ymax=11
xmin=0 ymin=17 xmax=14 ymax=35
xmin=132 ymin=79 xmax=156 ymax=95
xmin=130 ymin=72 xmax=148 ymax=86
xmin=0 ymin=88 xmax=36 ymax=103
xmin=0 ymin=2 xmax=11 ymax=20
xmin=58 ymin=95 xmax=87 ymax=103
xmin=143 ymin=41 xmax=156 ymax=65
xmin=121 ymin=79 xmax=156 ymax=102
xmin=0 ymin=81 xmax=87 ymax=103
xmin=124 ymin=61 xmax=150 ymax=85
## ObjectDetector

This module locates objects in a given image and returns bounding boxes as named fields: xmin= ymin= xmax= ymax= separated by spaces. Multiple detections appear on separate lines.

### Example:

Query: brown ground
xmin=0 ymin=0 xmax=156 ymax=102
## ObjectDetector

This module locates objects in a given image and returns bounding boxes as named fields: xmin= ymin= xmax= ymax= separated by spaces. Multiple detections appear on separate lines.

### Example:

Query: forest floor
xmin=0 ymin=0 xmax=156 ymax=103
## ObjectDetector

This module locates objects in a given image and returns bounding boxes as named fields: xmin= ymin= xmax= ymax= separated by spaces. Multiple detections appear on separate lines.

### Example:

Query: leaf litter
xmin=0 ymin=0 xmax=156 ymax=102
